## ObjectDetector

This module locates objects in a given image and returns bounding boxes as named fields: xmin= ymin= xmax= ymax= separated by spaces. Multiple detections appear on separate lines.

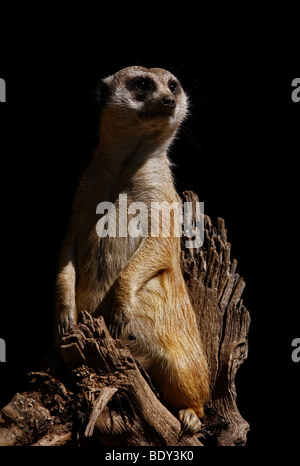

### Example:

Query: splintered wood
xmin=181 ymin=191 xmax=250 ymax=446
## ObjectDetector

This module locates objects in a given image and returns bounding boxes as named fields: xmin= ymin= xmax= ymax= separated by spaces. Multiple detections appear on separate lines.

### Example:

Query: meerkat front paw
xmin=108 ymin=313 xmax=129 ymax=339
xmin=178 ymin=408 xmax=202 ymax=436
xmin=57 ymin=312 xmax=75 ymax=339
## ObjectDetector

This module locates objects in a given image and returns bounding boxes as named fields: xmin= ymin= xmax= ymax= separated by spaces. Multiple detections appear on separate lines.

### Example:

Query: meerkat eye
xmin=135 ymin=79 xmax=148 ymax=90
xmin=130 ymin=77 xmax=155 ymax=92
xmin=169 ymin=80 xmax=179 ymax=94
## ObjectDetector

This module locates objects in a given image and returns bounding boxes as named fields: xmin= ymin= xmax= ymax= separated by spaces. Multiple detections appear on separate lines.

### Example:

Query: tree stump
xmin=0 ymin=191 xmax=250 ymax=446
xmin=181 ymin=191 xmax=250 ymax=446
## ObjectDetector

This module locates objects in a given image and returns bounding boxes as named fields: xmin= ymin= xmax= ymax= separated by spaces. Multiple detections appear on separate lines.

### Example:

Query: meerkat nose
xmin=162 ymin=96 xmax=176 ymax=108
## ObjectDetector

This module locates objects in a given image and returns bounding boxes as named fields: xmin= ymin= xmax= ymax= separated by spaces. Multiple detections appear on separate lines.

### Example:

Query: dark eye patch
xmin=127 ymin=76 xmax=156 ymax=93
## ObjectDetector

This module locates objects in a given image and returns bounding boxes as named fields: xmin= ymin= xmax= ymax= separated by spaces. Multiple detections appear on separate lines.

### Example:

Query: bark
xmin=181 ymin=191 xmax=250 ymax=445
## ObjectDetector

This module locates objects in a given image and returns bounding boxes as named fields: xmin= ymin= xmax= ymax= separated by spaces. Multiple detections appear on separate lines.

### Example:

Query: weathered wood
xmin=181 ymin=191 xmax=251 ymax=446
xmin=59 ymin=311 xmax=202 ymax=446
xmin=0 ymin=393 xmax=51 ymax=446
xmin=0 ymin=191 xmax=250 ymax=446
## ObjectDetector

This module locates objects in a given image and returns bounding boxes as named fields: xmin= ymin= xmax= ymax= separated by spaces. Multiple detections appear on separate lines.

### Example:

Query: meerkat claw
xmin=179 ymin=409 xmax=202 ymax=436
xmin=109 ymin=314 xmax=126 ymax=339
xmin=57 ymin=314 xmax=74 ymax=339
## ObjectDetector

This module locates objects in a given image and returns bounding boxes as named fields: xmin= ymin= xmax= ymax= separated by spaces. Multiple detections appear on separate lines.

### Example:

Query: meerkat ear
xmin=95 ymin=76 xmax=112 ymax=107
xmin=102 ymin=74 xmax=114 ymax=87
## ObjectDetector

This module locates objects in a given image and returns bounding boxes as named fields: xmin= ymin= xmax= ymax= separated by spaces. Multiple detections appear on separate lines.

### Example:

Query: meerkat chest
xmin=75 ymin=184 xmax=144 ymax=287
xmin=75 ymin=153 xmax=177 ymax=283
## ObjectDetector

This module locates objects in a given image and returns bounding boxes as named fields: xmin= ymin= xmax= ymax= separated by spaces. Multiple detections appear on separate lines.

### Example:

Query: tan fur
xmin=56 ymin=66 xmax=209 ymax=431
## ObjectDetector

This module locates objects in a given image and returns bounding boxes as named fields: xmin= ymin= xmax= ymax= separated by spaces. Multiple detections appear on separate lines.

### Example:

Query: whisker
xmin=181 ymin=124 xmax=203 ymax=152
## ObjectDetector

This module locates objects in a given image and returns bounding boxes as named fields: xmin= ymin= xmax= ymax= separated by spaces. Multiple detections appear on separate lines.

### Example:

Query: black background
xmin=0 ymin=1 xmax=299 ymax=450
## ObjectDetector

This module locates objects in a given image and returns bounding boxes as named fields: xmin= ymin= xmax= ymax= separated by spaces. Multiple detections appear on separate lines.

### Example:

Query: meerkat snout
xmin=162 ymin=95 xmax=176 ymax=108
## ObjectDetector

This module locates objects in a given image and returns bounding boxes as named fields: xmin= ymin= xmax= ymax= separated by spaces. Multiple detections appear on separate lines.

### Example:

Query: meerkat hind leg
xmin=178 ymin=408 xmax=202 ymax=436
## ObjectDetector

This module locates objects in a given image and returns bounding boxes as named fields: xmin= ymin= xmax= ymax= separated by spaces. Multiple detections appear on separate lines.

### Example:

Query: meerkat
xmin=56 ymin=66 xmax=209 ymax=435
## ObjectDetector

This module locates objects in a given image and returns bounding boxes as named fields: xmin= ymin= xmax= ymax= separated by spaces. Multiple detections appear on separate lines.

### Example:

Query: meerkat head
xmin=99 ymin=66 xmax=188 ymax=138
